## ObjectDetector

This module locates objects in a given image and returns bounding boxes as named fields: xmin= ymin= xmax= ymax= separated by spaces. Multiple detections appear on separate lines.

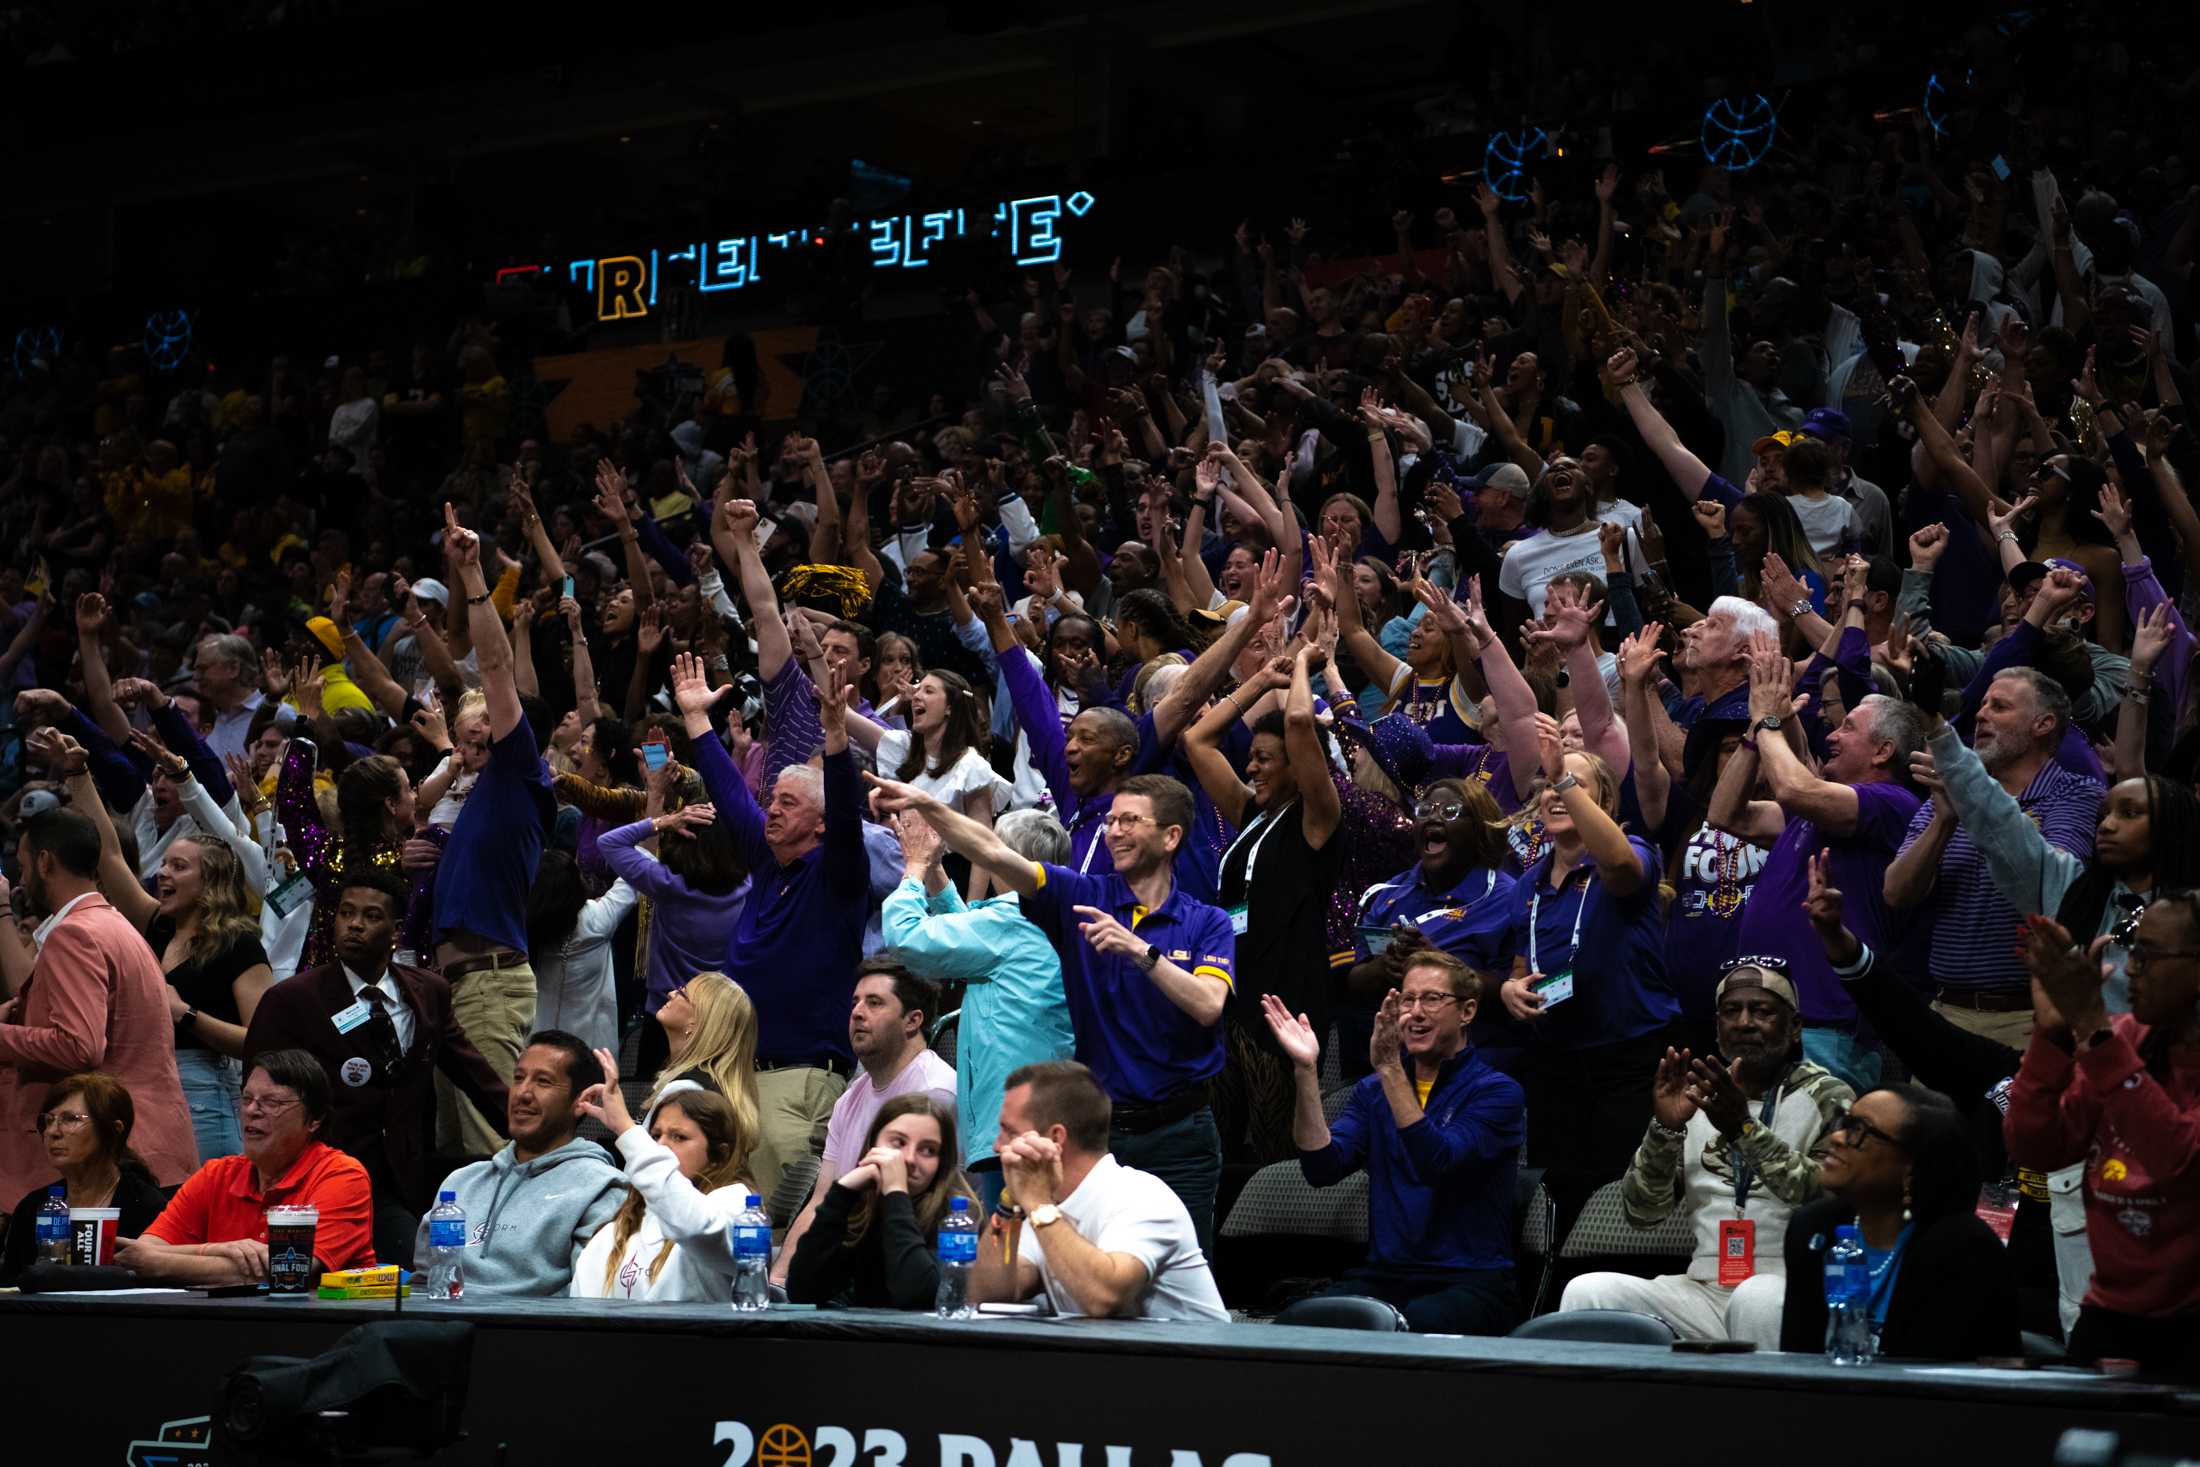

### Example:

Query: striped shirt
xmin=1899 ymin=757 xmax=2102 ymax=991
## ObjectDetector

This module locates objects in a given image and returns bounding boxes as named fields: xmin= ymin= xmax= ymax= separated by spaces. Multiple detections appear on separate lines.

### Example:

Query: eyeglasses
xmin=1830 ymin=1111 xmax=1905 ymax=1151
xmin=1396 ymin=993 xmax=1461 ymax=1014
xmin=236 ymin=1094 xmax=301 ymax=1119
xmin=1414 ymin=799 xmax=1465 ymax=822
xmin=2124 ymin=943 xmax=2200 ymax=973
xmin=1100 ymin=813 xmax=1156 ymax=831
xmin=33 ymin=1111 xmax=91 ymax=1134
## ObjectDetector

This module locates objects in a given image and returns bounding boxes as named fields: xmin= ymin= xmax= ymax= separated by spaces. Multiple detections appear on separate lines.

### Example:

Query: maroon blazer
xmin=243 ymin=961 xmax=509 ymax=1213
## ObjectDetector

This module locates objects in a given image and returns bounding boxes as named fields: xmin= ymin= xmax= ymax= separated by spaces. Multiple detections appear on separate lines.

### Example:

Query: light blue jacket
xmin=881 ymin=878 xmax=1075 ymax=1166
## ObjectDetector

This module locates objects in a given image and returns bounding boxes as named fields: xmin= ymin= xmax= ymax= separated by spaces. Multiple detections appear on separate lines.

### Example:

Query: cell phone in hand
xmin=642 ymin=742 xmax=669 ymax=772
xmin=561 ymin=576 xmax=574 ymax=599
xmin=1990 ymin=155 xmax=2011 ymax=181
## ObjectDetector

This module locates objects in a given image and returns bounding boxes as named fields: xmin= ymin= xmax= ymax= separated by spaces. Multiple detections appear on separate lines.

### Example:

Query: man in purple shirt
xmin=1707 ymin=643 xmax=1926 ymax=1094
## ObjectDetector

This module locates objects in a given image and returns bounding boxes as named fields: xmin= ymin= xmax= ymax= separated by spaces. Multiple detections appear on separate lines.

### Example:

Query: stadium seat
xmin=1560 ymin=1179 xmax=1694 ymax=1260
xmin=769 ymin=1150 xmax=820 ymax=1229
xmin=1274 ymin=1294 xmax=1408 ymax=1331
xmin=1513 ymin=1170 xmax=1555 ymax=1316
xmin=929 ymin=1009 xmax=960 ymax=1069
xmin=1509 ymin=1309 xmax=1677 ymax=1346
xmin=1217 ymin=1162 xmax=1369 ymax=1244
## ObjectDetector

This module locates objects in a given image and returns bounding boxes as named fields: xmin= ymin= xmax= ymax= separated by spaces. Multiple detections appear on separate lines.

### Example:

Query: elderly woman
xmin=0 ymin=1073 xmax=169 ymax=1280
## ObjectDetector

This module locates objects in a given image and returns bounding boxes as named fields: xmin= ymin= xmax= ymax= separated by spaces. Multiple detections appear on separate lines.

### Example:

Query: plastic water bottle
xmin=35 ymin=1185 xmax=70 ymax=1265
xmin=422 ymin=1190 xmax=466 ymax=1299
xmin=732 ymin=1194 xmax=771 ymax=1311
xmin=1823 ymin=1224 xmax=1874 ymax=1365
xmin=936 ymin=1196 xmax=978 ymax=1318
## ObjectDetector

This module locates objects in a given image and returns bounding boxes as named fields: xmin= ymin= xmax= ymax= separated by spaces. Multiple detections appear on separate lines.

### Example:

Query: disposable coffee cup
xmin=265 ymin=1205 xmax=319 ymax=1295
xmin=69 ymin=1207 xmax=119 ymax=1266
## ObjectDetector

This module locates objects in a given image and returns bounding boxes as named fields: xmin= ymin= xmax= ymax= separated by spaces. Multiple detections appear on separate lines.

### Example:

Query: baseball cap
xmin=1799 ymin=407 xmax=1852 ymax=441
xmin=1717 ymin=958 xmax=1799 ymax=1012
xmin=1471 ymin=462 xmax=1533 ymax=500
xmin=1751 ymin=429 xmax=1801 ymax=457
xmin=303 ymin=616 xmax=345 ymax=659
xmin=2007 ymin=557 xmax=2096 ymax=603
xmin=409 ymin=577 xmax=449 ymax=606
xmin=17 ymin=788 xmax=61 ymax=819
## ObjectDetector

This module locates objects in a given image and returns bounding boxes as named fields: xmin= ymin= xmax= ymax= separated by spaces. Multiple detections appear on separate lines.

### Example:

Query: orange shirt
xmin=146 ymin=1140 xmax=376 ymax=1271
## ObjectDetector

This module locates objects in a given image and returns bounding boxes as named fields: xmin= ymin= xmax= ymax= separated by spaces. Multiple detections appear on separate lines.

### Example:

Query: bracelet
xmin=62 ymin=761 xmax=88 ymax=778
xmin=466 ymin=592 xmax=492 ymax=606
xmin=1995 ymin=529 xmax=2019 ymax=545
xmin=2123 ymin=682 xmax=2152 ymax=705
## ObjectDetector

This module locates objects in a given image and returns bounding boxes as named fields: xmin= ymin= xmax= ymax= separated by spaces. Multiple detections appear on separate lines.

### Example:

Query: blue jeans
xmin=1801 ymin=1027 xmax=1882 ymax=1095
xmin=1109 ymin=1106 xmax=1222 ymax=1254
xmin=176 ymin=1048 xmax=242 ymax=1162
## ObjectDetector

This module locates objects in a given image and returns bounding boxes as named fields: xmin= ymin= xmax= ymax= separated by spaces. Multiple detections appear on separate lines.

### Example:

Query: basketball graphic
xmin=1483 ymin=128 xmax=1549 ymax=204
xmin=1700 ymin=95 xmax=1776 ymax=173
xmin=759 ymin=1424 xmax=812 ymax=1467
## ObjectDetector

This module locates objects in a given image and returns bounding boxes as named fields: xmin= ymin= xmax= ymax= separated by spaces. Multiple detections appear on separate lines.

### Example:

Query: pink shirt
xmin=0 ymin=894 xmax=198 ymax=1199
xmin=821 ymin=1048 xmax=958 ymax=1178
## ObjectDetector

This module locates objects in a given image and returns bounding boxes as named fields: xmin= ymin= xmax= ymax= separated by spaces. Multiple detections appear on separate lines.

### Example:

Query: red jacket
xmin=0 ymin=894 xmax=197 ymax=1200
xmin=2006 ymin=1015 xmax=2200 ymax=1319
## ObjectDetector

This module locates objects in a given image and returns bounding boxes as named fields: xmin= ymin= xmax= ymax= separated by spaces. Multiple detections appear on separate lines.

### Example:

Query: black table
xmin=7 ymin=1292 xmax=2195 ymax=1465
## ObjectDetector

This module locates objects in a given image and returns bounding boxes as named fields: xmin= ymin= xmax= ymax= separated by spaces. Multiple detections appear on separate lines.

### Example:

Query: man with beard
xmin=1556 ymin=960 xmax=1851 ymax=1345
xmin=1267 ymin=951 xmax=1527 ymax=1334
xmin=0 ymin=805 xmax=197 ymax=1201
xmin=773 ymin=961 xmax=956 ymax=1284
xmin=1887 ymin=669 xmax=2102 ymax=1045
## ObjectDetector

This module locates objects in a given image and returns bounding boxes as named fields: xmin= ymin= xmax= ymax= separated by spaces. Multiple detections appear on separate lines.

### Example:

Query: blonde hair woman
xmin=573 ymin=1052 xmax=757 ymax=1302
xmin=50 ymin=733 xmax=271 ymax=1164
xmin=642 ymin=971 xmax=762 ymax=1149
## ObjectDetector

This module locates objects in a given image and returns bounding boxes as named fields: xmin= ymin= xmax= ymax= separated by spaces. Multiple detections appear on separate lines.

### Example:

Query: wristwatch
xmin=1753 ymin=715 xmax=1783 ymax=734
xmin=1551 ymin=772 xmax=1581 ymax=794
xmin=1789 ymin=597 xmax=1812 ymax=620
xmin=1030 ymin=1204 xmax=1063 ymax=1229
xmin=177 ymin=1006 xmax=198 ymax=1030
xmin=1142 ymin=942 xmax=1163 ymax=970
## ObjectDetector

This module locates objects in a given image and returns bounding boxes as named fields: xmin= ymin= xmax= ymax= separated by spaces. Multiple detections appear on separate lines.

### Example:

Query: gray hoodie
xmin=419 ymin=1136 xmax=628 ymax=1297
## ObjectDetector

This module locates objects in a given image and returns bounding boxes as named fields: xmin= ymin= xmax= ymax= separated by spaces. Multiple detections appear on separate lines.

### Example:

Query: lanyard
xmin=1730 ymin=1083 xmax=1784 ymax=1214
xmin=1527 ymin=871 xmax=1592 ymax=974
xmin=1221 ymin=798 xmax=1296 ymax=893
xmin=1077 ymin=804 xmax=1105 ymax=873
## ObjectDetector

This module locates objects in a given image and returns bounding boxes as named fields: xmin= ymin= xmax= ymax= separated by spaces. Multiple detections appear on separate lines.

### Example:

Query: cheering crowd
xmin=1 ymin=59 xmax=2197 ymax=1378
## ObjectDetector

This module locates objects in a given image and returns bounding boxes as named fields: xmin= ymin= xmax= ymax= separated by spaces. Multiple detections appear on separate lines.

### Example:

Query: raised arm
xmin=1461 ymin=580 xmax=1544 ymax=805
xmin=1149 ymin=548 xmax=1288 ymax=750
xmin=1285 ymin=645 xmax=1340 ymax=848
xmin=1608 ymin=350 xmax=1730 ymax=504
xmin=37 ymin=732 xmax=158 ymax=930
xmin=73 ymin=593 xmax=133 ymax=747
xmin=1532 ymin=720 xmax=1647 ymax=895
xmin=1617 ymin=625 xmax=1673 ymax=830
xmin=864 ymin=775 xmax=1040 ymax=896
xmin=713 ymin=496 xmax=794 ymax=681
xmin=1180 ymin=660 xmax=1281 ymax=829
xmin=1891 ymin=376 xmax=1995 ymax=528
xmin=1524 ymin=591 xmax=1629 ymax=779
xmin=443 ymin=503 xmax=521 ymax=740
xmin=508 ymin=469 xmax=567 ymax=585
xmin=594 ymin=462 xmax=657 ymax=611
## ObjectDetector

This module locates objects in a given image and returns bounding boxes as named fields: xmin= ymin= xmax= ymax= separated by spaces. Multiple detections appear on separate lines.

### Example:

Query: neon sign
xmin=508 ymin=191 xmax=1097 ymax=322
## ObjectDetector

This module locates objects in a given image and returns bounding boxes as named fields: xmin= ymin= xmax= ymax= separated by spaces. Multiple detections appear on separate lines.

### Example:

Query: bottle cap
xmin=1834 ymin=1223 xmax=1860 ymax=1241
xmin=439 ymin=1190 xmax=457 ymax=1202
xmin=745 ymin=1193 xmax=761 ymax=1207
xmin=950 ymin=1196 xmax=970 ymax=1213
xmin=49 ymin=1183 xmax=65 ymax=1197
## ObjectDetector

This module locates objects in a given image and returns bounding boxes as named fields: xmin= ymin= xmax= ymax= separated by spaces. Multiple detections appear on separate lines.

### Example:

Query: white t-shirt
xmin=1016 ymin=1154 xmax=1229 ymax=1322
xmin=1788 ymin=492 xmax=1857 ymax=557
xmin=1497 ymin=519 xmax=1648 ymax=617
xmin=874 ymin=732 xmax=1013 ymax=816
xmin=822 ymin=1048 xmax=959 ymax=1178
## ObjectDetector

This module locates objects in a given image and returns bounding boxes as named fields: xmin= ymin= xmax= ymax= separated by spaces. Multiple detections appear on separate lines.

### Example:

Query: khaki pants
xmin=438 ymin=962 xmax=538 ymax=1158
xmin=748 ymin=1066 xmax=846 ymax=1209
xmin=1559 ymin=1270 xmax=1787 ymax=1348
xmin=1931 ymin=1000 xmax=2036 ymax=1049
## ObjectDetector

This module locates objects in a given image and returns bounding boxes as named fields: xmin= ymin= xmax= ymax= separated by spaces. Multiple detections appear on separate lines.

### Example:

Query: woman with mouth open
xmin=1182 ymin=642 xmax=1343 ymax=1163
